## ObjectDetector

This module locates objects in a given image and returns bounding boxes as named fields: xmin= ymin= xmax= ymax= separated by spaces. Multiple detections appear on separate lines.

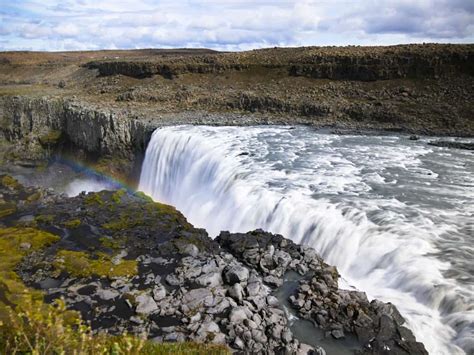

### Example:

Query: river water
xmin=139 ymin=125 xmax=474 ymax=355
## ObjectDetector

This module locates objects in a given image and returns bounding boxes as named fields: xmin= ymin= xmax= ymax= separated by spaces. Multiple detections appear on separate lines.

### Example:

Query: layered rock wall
xmin=86 ymin=45 xmax=474 ymax=81
xmin=0 ymin=96 xmax=153 ymax=158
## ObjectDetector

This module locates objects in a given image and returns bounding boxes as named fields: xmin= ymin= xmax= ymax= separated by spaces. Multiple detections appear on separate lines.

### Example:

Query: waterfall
xmin=139 ymin=125 xmax=474 ymax=355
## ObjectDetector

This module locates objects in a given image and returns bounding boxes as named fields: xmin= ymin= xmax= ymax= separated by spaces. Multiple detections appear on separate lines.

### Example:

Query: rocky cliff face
xmin=86 ymin=60 xmax=248 ymax=79
xmin=1 ymin=44 xmax=473 ymax=144
xmin=86 ymin=44 xmax=474 ymax=81
xmin=287 ymin=50 xmax=474 ymax=81
xmin=0 ymin=96 xmax=152 ymax=157
xmin=0 ymin=175 xmax=427 ymax=354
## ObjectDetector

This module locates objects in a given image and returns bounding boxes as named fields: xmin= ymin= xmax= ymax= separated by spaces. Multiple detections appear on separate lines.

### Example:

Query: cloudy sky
xmin=1 ymin=0 xmax=473 ymax=51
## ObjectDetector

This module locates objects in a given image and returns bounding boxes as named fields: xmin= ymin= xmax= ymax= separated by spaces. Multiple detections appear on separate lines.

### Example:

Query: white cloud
xmin=54 ymin=23 xmax=80 ymax=37
xmin=1 ymin=0 xmax=473 ymax=51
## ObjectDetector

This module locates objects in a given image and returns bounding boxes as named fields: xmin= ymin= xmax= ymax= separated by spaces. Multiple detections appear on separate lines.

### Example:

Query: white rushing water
xmin=139 ymin=125 xmax=474 ymax=355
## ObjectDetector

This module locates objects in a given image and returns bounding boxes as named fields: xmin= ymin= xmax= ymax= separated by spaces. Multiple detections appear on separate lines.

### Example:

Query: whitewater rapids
xmin=139 ymin=125 xmax=474 ymax=355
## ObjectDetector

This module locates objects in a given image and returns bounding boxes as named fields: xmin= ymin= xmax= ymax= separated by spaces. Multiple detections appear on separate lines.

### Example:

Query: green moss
xmin=144 ymin=201 xmax=184 ymax=222
xmin=139 ymin=342 xmax=230 ymax=354
xmin=84 ymin=192 xmax=104 ymax=206
xmin=0 ymin=203 xmax=16 ymax=218
xmin=112 ymin=189 xmax=126 ymax=204
xmin=38 ymin=129 xmax=62 ymax=146
xmin=35 ymin=214 xmax=54 ymax=224
xmin=102 ymin=200 xmax=189 ymax=233
xmin=0 ymin=175 xmax=21 ymax=190
xmin=26 ymin=191 xmax=42 ymax=202
xmin=0 ymin=298 xmax=229 ymax=354
xmin=54 ymin=250 xmax=137 ymax=278
xmin=135 ymin=191 xmax=154 ymax=203
xmin=102 ymin=215 xmax=143 ymax=231
xmin=0 ymin=227 xmax=59 ymax=310
xmin=100 ymin=236 xmax=126 ymax=250
xmin=63 ymin=219 xmax=81 ymax=229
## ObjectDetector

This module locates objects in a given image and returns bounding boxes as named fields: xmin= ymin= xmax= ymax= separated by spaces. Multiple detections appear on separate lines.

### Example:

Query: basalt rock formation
xmin=87 ymin=44 xmax=474 ymax=81
xmin=0 ymin=175 xmax=427 ymax=354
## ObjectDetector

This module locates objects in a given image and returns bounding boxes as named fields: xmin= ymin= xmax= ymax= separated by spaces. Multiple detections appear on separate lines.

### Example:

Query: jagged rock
xmin=263 ymin=275 xmax=283 ymax=287
xmin=266 ymin=295 xmax=279 ymax=307
xmin=228 ymin=283 xmax=244 ymax=302
xmin=189 ymin=312 xmax=201 ymax=323
xmin=152 ymin=284 xmax=167 ymax=301
xmin=196 ymin=272 xmax=222 ymax=287
xmin=233 ymin=337 xmax=245 ymax=350
xmin=331 ymin=329 xmax=344 ymax=339
xmin=165 ymin=273 xmax=182 ymax=286
xmin=135 ymin=294 xmax=158 ymax=315
xmin=183 ymin=288 xmax=213 ymax=309
xmin=182 ymin=244 xmax=199 ymax=257
xmin=97 ymin=289 xmax=119 ymax=301
xmin=223 ymin=265 xmax=249 ymax=285
xmin=247 ymin=282 xmax=266 ymax=301
xmin=229 ymin=306 xmax=250 ymax=323
xmin=428 ymin=140 xmax=474 ymax=150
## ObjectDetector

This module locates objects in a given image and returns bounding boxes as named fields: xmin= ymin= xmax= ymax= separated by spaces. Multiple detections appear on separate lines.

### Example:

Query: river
xmin=139 ymin=125 xmax=474 ymax=355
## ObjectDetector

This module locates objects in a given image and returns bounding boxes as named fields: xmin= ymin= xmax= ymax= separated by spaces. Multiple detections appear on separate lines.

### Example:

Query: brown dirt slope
xmin=0 ymin=44 xmax=473 ymax=136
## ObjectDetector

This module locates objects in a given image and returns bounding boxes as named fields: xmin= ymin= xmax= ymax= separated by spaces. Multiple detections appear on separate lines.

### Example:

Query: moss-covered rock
xmin=63 ymin=218 xmax=81 ymax=228
xmin=0 ymin=180 xmax=230 ymax=354
xmin=0 ymin=175 xmax=21 ymax=190
xmin=0 ymin=202 xmax=16 ymax=218
xmin=38 ymin=129 xmax=62 ymax=146
xmin=54 ymin=250 xmax=138 ymax=278
xmin=0 ymin=227 xmax=59 ymax=313
xmin=35 ymin=214 xmax=55 ymax=224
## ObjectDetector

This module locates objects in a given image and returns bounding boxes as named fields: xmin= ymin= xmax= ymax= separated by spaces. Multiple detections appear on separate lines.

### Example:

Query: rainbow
xmin=51 ymin=155 xmax=135 ymax=193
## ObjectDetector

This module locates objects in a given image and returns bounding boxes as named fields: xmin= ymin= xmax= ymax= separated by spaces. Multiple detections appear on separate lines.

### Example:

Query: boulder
xmin=135 ymin=294 xmax=158 ymax=315
xmin=228 ymin=283 xmax=244 ymax=302
xmin=224 ymin=265 xmax=249 ymax=285
xmin=152 ymin=284 xmax=167 ymax=301
xmin=229 ymin=306 xmax=250 ymax=323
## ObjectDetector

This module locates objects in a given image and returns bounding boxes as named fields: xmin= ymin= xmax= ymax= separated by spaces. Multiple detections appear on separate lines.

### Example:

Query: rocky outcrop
xmin=0 ymin=175 xmax=427 ymax=354
xmin=87 ymin=59 xmax=248 ymax=79
xmin=217 ymin=231 xmax=427 ymax=354
xmin=86 ymin=44 xmax=474 ymax=81
xmin=0 ymin=96 xmax=153 ymax=158
xmin=428 ymin=140 xmax=474 ymax=150
xmin=287 ymin=51 xmax=474 ymax=81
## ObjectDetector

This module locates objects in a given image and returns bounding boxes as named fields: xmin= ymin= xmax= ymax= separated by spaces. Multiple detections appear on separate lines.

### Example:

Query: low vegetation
xmin=54 ymin=250 xmax=138 ymax=278
xmin=0 ymin=227 xmax=230 ymax=354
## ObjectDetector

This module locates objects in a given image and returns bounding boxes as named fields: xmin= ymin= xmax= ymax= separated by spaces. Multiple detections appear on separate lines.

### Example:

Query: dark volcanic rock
xmin=216 ymin=229 xmax=427 ymax=355
xmin=86 ymin=44 xmax=474 ymax=81
xmin=428 ymin=140 xmax=474 ymax=150
xmin=0 ymin=175 xmax=427 ymax=354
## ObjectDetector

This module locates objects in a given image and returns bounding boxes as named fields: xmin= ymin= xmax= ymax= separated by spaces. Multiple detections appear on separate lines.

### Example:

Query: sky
xmin=1 ymin=0 xmax=473 ymax=51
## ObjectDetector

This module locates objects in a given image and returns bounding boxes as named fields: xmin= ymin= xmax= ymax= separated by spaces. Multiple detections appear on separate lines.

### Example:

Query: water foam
xmin=139 ymin=126 xmax=474 ymax=354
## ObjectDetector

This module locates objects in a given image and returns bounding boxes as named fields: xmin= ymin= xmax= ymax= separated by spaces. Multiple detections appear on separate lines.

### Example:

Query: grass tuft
xmin=54 ymin=250 xmax=138 ymax=278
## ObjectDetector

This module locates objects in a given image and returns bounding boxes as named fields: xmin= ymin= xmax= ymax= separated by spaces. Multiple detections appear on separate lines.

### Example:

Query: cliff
xmin=86 ymin=44 xmax=474 ymax=81
xmin=0 ymin=44 xmax=473 ymax=148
